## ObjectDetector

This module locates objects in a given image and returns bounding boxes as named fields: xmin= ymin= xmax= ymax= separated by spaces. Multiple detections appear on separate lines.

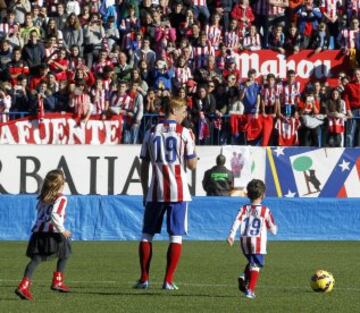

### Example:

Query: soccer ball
xmin=310 ymin=270 xmax=335 ymax=293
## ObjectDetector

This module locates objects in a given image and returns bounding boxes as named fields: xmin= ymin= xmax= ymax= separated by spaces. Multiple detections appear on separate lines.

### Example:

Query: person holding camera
xmin=83 ymin=13 xmax=105 ymax=68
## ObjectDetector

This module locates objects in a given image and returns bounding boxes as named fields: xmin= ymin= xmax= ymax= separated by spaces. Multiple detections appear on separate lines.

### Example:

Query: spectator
xmin=63 ymin=13 xmax=83 ymax=51
xmin=193 ymin=84 xmax=216 ymax=144
xmin=134 ymin=37 xmax=156 ymax=68
xmin=20 ymin=12 xmax=40 ymax=44
xmin=90 ymin=77 xmax=108 ymax=116
xmin=309 ymin=22 xmax=329 ymax=53
xmin=0 ymin=39 xmax=12 ymax=72
xmin=12 ymin=0 xmax=31 ymax=25
xmin=279 ymin=69 xmax=300 ymax=118
xmin=240 ymin=69 xmax=261 ymax=116
xmin=48 ymin=47 xmax=69 ymax=81
xmin=242 ymin=25 xmax=261 ymax=51
xmin=224 ymin=19 xmax=241 ymax=50
xmin=344 ymin=68 xmax=360 ymax=147
xmin=193 ymin=0 xmax=210 ymax=25
xmin=0 ymin=83 xmax=11 ymax=122
xmin=231 ymin=0 xmax=255 ymax=37
xmin=54 ymin=2 xmax=68 ymax=31
xmin=114 ymin=51 xmax=132 ymax=82
xmin=202 ymin=154 xmax=234 ymax=196
xmin=68 ymin=79 xmax=92 ymax=123
xmin=83 ymin=13 xmax=105 ymax=68
xmin=11 ymin=74 xmax=30 ymax=113
xmin=296 ymin=0 xmax=322 ymax=49
xmin=125 ymin=81 xmax=144 ymax=144
xmin=268 ymin=24 xmax=285 ymax=54
xmin=284 ymin=23 xmax=301 ymax=54
xmin=261 ymin=73 xmax=280 ymax=145
xmin=298 ymin=92 xmax=323 ymax=146
xmin=43 ymin=18 xmax=63 ymax=44
xmin=6 ymin=46 xmax=29 ymax=85
xmin=325 ymin=88 xmax=347 ymax=147
xmin=337 ymin=17 xmax=360 ymax=67
xmin=104 ymin=16 xmax=119 ymax=51
xmin=22 ymin=29 xmax=45 ymax=72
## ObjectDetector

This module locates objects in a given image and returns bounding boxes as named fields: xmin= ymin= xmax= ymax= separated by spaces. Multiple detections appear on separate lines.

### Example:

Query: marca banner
xmin=265 ymin=147 xmax=360 ymax=198
xmin=0 ymin=113 xmax=123 ymax=144
xmin=236 ymin=50 xmax=346 ymax=90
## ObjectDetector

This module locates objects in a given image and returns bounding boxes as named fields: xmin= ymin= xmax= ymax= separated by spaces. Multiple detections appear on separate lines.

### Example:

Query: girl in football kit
xmin=227 ymin=179 xmax=277 ymax=299
xmin=15 ymin=169 xmax=72 ymax=301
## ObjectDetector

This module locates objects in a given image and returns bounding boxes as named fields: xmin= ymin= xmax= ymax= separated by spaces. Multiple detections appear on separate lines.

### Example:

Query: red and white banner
xmin=235 ymin=50 xmax=346 ymax=90
xmin=0 ymin=113 xmax=123 ymax=144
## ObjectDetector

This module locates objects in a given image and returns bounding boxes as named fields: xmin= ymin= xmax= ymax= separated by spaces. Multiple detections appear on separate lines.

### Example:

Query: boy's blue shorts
xmin=245 ymin=254 xmax=265 ymax=268
xmin=142 ymin=202 xmax=188 ymax=236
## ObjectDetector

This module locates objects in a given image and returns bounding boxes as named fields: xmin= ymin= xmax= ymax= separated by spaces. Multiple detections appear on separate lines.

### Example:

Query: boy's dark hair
xmin=247 ymin=179 xmax=266 ymax=200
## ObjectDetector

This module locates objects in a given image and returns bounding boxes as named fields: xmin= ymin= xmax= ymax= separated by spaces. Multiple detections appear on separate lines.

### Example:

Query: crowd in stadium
xmin=0 ymin=0 xmax=360 ymax=147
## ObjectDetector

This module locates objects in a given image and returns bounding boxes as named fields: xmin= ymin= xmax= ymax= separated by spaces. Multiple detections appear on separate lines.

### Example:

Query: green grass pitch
xmin=0 ymin=241 xmax=359 ymax=313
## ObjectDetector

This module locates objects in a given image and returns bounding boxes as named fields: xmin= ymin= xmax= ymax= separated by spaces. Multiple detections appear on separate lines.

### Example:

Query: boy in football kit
xmin=135 ymin=97 xmax=197 ymax=290
xmin=227 ymin=179 xmax=277 ymax=299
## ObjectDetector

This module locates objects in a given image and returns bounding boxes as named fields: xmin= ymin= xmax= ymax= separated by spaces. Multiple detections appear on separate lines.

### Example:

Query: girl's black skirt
xmin=26 ymin=232 xmax=72 ymax=260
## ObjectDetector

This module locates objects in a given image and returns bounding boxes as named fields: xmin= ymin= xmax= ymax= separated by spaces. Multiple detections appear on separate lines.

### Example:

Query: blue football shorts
xmin=142 ymin=202 xmax=188 ymax=236
xmin=245 ymin=254 xmax=265 ymax=268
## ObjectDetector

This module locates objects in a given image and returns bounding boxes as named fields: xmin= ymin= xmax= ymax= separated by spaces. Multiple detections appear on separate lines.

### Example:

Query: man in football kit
xmin=135 ymin=97 xmax=198 ymax=290
xmin=227 ymin=179 xmax=277 ymax=299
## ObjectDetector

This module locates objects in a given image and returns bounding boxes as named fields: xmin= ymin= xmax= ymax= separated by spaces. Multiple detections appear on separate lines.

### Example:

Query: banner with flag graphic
xmin=265 ymin=147 xmax=360 ymax=198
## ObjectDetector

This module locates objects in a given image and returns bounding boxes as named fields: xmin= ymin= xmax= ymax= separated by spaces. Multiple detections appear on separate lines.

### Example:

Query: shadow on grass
xmin=72 ymin=290 xmax=235 ymax=298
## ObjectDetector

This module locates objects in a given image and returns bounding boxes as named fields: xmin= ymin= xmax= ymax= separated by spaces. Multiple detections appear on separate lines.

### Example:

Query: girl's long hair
xmin=38 ymin=169 xmax=65 ymax=204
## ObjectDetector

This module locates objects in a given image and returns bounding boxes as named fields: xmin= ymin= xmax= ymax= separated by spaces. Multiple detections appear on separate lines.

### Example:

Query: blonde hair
xmin=38 ymin=169 xmax=65 ymax=204
xmin=166 ymin=97 xmax=186 ymax=115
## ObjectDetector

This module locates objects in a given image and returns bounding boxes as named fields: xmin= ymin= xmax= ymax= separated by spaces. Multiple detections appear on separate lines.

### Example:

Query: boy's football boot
xmin=245 ymin=289 xmax=256 ymax=299
xmin=238 ymin=275 xmax=247 ymax=293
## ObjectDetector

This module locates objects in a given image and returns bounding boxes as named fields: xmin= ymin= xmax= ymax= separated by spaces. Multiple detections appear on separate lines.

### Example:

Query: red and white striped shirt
xmin=242 ymin=33 xmax=261 ymax=51
xmin=320 ymin=0 xmax=340 ymax=19
xmin=205 ymin=25 xmax=222 ymax=49
xmin=261 ymin=84 xmax=280 ymax=107
xmin=228 ymin=204 xmax=277 ymax=255
xmin=110 ymin=92 xmax=133 ymax=112
xmin=92 ymin=59 xmax=113 ymax=74
xmin=69 ymin=93 xmax=91 ymax=117
xmin=193 ymin=0 xmax=207 ymax=6
xmin=31 ymin=195 xmax=67 ymax=233
xmin=352 ymin=0 xmax=360 ymax=16
xmin=175 ymin=66 xmax=193 ymax=85
xmin=339 ymin=29 xmax=359 ymax=49
xmin=267 ymin=0 xmax=285 ymax=17
xmin=91 ymin=88 xmax=107 ymax=114
xmin=279 ymin=81 xmax=300 ymax=106
xmin=192 ymin=45 xmax=215 ymax=69
xmin=275 ymin=117 xmax=301 ymax=146
xmin=328 ymin=117 xmax=345 ymax=134
xmin=224 ymin=30 xmax=241 ymax=49
xmin=140 ymin=120 xmax=197 ymax=202
xmin=0 ymin=95 xmax=11 ymax=123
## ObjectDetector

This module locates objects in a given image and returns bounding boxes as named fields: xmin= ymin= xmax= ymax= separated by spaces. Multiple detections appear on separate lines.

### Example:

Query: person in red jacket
xmin=231 ymin=0 xmax=255 ymax=37
xmin=344 ymin=68 xmax=360 ymax=147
